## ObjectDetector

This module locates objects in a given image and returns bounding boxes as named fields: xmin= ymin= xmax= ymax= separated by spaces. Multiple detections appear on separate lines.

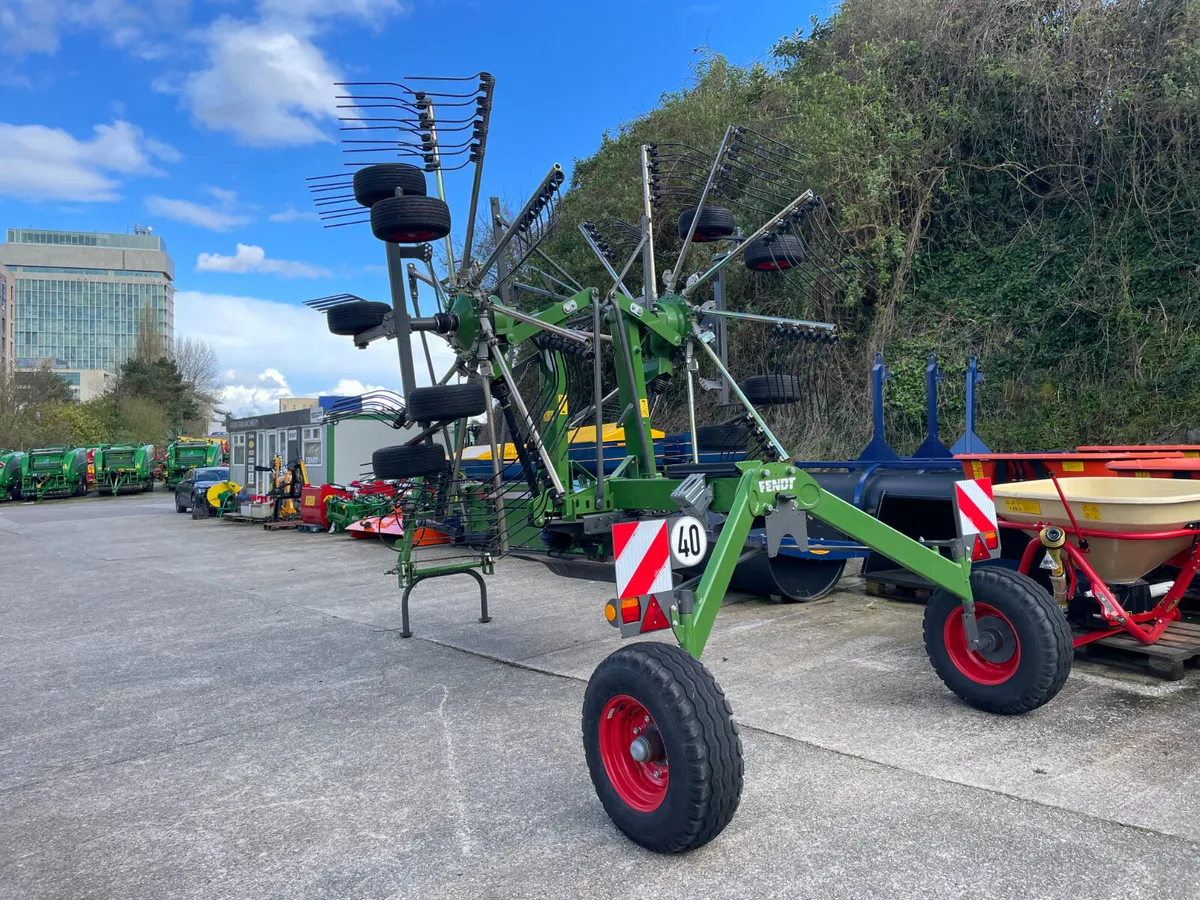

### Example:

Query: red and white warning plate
xmin=953 ymin=478 xmax=1001 ymax=561
xmin=613 ymin=519 xmax=673 ymax=600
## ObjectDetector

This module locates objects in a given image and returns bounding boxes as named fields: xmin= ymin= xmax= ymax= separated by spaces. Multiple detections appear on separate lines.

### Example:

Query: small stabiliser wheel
xmin=372 ymin=444 xmax=447 ymax=480
xmin=740 ymin=374 xmax=801 ymax=405
xmin=583 ymin=642 xmax=743 ymax=852
xmin=405 ymin=383 xmax=487 ymax=422
xmin=924 ymin=567 xmax=1071 ymax=714
xmin=327 ymin=301 xmax=392 ymax=336
xmin=371 ymin=195 xmax=452 ymax=243
xmin=743 ymin=233 xmax=805 ymax=271
xmin=677 ymin=205 xmax=735 ymax=242
xmin=353 ymin=163 xmax=427 ymax=207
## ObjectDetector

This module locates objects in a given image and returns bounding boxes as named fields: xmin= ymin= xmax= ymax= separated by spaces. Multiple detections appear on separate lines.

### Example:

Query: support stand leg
xmin=400 ymin=569 xmax=491 ymax=639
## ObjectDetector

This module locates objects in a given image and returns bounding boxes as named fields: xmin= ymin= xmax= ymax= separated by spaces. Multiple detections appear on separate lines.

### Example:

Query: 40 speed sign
xmin=669 ymin=515 xmax=709 ymax=567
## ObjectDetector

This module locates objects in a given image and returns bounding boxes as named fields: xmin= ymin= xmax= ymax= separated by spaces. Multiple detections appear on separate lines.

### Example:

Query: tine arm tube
xmin=695 ymin=329 xmax=790 ymax=461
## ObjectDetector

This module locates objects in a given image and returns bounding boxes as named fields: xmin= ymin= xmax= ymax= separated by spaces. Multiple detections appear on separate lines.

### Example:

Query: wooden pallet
xmin=1076 ymin=620 xmax=1200 ymax=680
xmin=262 ymin=520 xmax=300 ymax=531
xmin=865 ymin=579 xmax=933 ymax=603
xmin=220 ymin=514 xmax=260 ymax=525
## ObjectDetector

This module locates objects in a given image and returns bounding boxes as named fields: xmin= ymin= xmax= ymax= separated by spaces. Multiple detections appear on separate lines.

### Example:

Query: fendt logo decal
xmin=757 ymin=476 xmax=796 ymax=494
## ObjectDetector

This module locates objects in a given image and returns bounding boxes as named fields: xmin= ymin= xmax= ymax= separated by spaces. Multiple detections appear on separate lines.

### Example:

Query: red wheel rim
xmin=943 ymin=602 xmax=1021 ymax=685
xmin=598 ymin=694 xmax=668 ymax=812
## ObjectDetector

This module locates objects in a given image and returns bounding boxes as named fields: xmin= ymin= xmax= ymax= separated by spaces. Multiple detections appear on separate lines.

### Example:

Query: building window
xmin=232 ymin=433 xmax=246 ymax=466
xmin=302 ymin=426 xmax=323 ymax=466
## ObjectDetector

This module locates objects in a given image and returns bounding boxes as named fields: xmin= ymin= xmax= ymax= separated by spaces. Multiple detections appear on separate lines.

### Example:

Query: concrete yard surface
xmin=2 ymin=494 xmax=1199 ymax=899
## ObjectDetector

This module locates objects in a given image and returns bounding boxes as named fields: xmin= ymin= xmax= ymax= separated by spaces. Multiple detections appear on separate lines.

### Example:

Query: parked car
xmin=174 ymin=466 xmax=231 ymax=517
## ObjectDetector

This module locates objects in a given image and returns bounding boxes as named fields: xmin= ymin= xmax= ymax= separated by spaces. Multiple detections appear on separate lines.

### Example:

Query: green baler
xmin=0 ymin=450 xmax=25 ymax=501
xmin=94 ymin=443 xmax=156 ymax=495
xmin=21 ymin=446 xmax=89 ymax=500
xmin=164 ymin=440 xmax=224 ymax=487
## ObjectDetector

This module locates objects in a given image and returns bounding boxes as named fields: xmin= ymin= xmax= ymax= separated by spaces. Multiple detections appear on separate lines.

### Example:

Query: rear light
xmin=620 ymin=598 xmax=640 ymax=624
xmin=639 ymin=597 xmax=671 ymax=634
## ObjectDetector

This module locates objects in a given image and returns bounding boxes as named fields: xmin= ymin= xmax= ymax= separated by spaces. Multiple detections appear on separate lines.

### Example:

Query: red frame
xmin=1003 ymin=519 xmax=1200 ymax=647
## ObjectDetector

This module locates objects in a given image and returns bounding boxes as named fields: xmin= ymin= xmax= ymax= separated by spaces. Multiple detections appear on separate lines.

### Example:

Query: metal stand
xmin=400 ymin=568 xmax=491 ymax=638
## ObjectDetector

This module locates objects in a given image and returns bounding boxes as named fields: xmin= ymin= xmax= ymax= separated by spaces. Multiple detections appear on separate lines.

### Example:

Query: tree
xmin=114 ymin=356 xmax=199 ymax=432
xmin=14 ymin=364 xmax=72 ymax=406
xmin=134 ymin=301 xmax=165 ymax=363
xmin=173 ymin=336 xmax=220 ymax=432
xmin=174 ymin=337 xmax=219 ymax=399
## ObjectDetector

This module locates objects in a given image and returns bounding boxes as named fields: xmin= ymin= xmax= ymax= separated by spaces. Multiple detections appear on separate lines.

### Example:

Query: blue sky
xmin=0 ymin=0 xmax=824 ymax=413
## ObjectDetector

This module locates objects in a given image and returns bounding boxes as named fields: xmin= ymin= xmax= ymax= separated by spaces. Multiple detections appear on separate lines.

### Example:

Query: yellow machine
xmin=268 ymin=456 xmax=309 ymax=519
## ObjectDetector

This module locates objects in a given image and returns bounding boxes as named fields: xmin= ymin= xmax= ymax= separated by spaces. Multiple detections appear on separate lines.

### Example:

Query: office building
xmin=0 ymin=261 xmax=13 ymax=379
xmin=15 ymin=357 xmax=117 ymax=402
xmin=279 ymin=397 xmax=319 ymax=413
xmin=0 ymin=228 xmax=175 ymax=375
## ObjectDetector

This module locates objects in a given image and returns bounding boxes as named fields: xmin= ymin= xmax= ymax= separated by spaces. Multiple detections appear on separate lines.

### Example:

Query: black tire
xmin=353 ymin=163 xmax=427 ymax=207
xmin=327 ymin=301 xmax=392 ymax=336
xmin=583 ymin=642 xmax=743 ymax=853
xmin=729 ymin=554 xmax=845 ymax=603
xmin=175 ymin=496 xmax=186 ymax=513
xmin=372 ymin=444 xmax=447 ymax=480
xmin=144 ymin=478 xmax=154 ymax=493
xmin=405 ymin=383 xmax=487 ymax=423
xmin=741 ymin=374 xmax=801 ymax=406
xmin=694 ymin=422 xmax=749 ymax=453
xmin=677 ymin=205 xmax=735 ymax=242
xmin=743 ymin=233 xmax=805 ymax=271
xmin=371 ymin=195 xmax=452 ymax=244
xmin=924 ymin=567 xmax=1071 ymax=714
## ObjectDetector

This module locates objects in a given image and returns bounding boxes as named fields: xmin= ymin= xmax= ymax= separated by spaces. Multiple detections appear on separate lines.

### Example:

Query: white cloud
xmin=1 ymin=0 xmax=190 ymax=58
xmin=323 ymin=378 xmax=387 ymax=396
xmin=259 ymin=0 xmax=406 ymax=25
xmin=145 ymin=187 xmax=251 ymax=231
xmin=178 ymin=19 xmax=341 ymax=147
xmin=220 ymin=368 xmax=293 ymax=416
xmin=0 ymin=119 xmax=176 ymax=202
xmin=1 ymin=0 xmax=61 ymax=55
xmin=195 ymin=243 xmax=332 ymax=278
xmin=173 ymin=0 xmax=409 ymax=147
xmin=174 ymin=290 xmax=453 ymax=415
xmin=144 ymin=137 xmax=183 ymax=164
xmin=269 ymin=206 xmax=320 ymax=223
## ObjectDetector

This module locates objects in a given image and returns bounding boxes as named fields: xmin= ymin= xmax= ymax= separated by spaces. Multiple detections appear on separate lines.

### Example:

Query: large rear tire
xmin=583 ymin=642 xmax=743 ymax=853
xmin=327 ymin=301 xmax=392 ymax=336
xmin=372 ymin=444 xmax=447 ymax=480
xmin=677 ymin=206 xmax=735 ymax=242
xmin=740 ymin=374 xmax=801 ymax=406
xmin=743 ymin=233 xmax=805 ymax=271
xmin=371 ymin=195 xmax=452 ymax=244
xmin=924 ymin=567 xmax=1071 ymax=714
xmin=405 ymin=383 xmax=487 ymax=423
xmin=353 ymin=163 xmax=427 ymax=207
xmin=694 ymin=422 xmax=749 ymax=454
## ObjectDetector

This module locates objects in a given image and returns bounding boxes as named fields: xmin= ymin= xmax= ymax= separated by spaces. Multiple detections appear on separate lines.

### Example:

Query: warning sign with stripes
xmin=954 ymin=478 xmax=998 ymax=536
xmin=613 ymin=519 xmax=673 ymax=600
xmin=954 ymin=477 xmax=1002 ymax=561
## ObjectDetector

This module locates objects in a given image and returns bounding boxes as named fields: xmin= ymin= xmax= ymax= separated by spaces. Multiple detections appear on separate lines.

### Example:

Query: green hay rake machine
xmin=94 ymin=443 xmax=156 ymax=496
xmin=21 ymin=446 xmax=89 ymax=500
xmin=164 ymin=438 xmax=225 ymax=488
xmin=311 ymin=73 xmax=1072 ymax=853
